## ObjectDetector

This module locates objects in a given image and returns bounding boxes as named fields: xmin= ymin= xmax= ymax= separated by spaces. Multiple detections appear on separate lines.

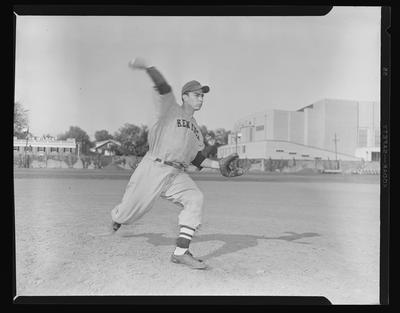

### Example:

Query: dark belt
xmin=154 ymin=158 xmax=185 ymax=170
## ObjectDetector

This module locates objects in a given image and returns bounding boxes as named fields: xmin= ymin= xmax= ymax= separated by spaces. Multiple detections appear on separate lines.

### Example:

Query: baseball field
xmin=13 ymin=168 xmax=380 ymax=304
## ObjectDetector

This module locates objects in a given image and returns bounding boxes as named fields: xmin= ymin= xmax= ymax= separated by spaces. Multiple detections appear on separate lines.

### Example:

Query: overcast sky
xmin=14 ymin=6 xmax=381 ymax=140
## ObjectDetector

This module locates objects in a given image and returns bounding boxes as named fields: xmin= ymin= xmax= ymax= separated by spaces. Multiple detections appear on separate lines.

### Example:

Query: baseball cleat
xmin=111 ymin=221 xmax=121 ymax=232
xmin=170 ymin=250 xmax=208 ymax=270
xmin=186 ymin=250 xmax=203 ymax=262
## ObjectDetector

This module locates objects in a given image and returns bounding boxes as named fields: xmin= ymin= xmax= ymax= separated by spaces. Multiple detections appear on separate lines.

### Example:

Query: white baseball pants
xmin=111 ymin=156 xmax=204 ymax=229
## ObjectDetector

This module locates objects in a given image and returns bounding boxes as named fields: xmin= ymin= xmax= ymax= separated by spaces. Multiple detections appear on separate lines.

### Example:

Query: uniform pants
xmin=111 ymin=156 xmax=204 ymax=229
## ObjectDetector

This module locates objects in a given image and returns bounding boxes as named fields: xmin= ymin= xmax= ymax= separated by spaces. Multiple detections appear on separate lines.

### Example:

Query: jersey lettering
xmin=177 ymin=119 xmax=200 ymax=140
xmin=148 ymin=91 xmax=205 ymax=165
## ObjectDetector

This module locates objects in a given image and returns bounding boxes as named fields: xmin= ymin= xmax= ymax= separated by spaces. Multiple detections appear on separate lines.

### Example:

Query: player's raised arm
xmin=128 ymin=57 xmax=172 ymax=95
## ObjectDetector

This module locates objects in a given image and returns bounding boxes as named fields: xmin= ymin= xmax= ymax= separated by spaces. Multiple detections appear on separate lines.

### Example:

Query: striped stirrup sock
xmin=179 ymin=225 xmax=196 ymax=240
xmin=174 ymin=225 xmax=196 ymax=256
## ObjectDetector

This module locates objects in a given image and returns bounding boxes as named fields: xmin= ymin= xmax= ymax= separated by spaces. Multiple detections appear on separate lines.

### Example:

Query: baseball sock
xmin=173 ymin=225 xmax=196 ymax=256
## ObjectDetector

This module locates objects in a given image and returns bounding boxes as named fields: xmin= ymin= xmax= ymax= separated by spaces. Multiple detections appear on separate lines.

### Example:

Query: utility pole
xmin=333 ymin=133 xmax=339 ymax=169
xmin=235 ymin=132 xmax=242 ymax=154
xmin=24 ymin=127 xmax=29 ymax=168
xmin=235 ymin=132 xmax=238 ymax=154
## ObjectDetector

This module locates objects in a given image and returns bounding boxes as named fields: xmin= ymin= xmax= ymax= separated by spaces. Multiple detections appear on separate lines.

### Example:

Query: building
xmin=218 ymin=99 xmax=380 ymax=161
xmin=13 ymin=136 xmax=77 ymax=155
xmin=90 ymin=139 xmax=121 ymax=156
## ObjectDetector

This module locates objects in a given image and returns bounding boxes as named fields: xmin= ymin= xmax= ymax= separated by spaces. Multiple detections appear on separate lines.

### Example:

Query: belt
xmin=154 ymin=158 xmax=186 ymax=170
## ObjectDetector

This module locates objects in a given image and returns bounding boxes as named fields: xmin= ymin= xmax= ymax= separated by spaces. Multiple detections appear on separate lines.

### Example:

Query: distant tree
xmin=200 ymin=125 xmax=218 ymax=146
xmin=214 ymin=128 xmax=230 ymax=145
xmin=200 ymin=127 xmax=231 ymax=159
xmin=94 ymin=129 xmax=113 ymax=142
xmin=14 ymin=102 xmax=29 ymax=138
xmin=42 ymin=133 xmax=55 ymax=140
xmin=114 ymin=123 xmax=149 ymax=156
xmin=58 ymin=126 xmax=93 ymax=154
xmin=135 ymin=125 xmax=149 ymax=157
xmin=199 ymin=125 xmax=209 ymax=140
xmin=202 ymin=143 xmax=218 ymax=159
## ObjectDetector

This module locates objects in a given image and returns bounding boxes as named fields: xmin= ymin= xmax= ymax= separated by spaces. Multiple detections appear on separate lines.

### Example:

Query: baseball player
xmin=110 ymin=57 xmax=244 ymax=270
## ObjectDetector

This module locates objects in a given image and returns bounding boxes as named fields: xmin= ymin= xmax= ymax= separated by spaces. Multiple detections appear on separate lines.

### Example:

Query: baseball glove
xmin=219 ymin=153 xmax=246 ymax=177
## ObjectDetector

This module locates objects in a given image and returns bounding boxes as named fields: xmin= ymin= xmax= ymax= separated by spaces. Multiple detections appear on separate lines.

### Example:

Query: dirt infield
xmin=13 ymin=169 xmax=380 ymax=303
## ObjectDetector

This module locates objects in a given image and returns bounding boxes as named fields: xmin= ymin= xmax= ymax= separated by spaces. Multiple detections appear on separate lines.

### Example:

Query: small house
xmin=90 ymin=139 xmax=121 ymax=156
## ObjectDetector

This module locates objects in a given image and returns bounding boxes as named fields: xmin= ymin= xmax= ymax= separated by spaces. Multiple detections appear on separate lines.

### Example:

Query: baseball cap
xmin=181 ymin=80 xmax=210 ymax=95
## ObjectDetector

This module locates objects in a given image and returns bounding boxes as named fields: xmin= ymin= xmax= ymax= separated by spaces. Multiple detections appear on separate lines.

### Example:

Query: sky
xmin=14 ymin=7 xmax=381 ymax=140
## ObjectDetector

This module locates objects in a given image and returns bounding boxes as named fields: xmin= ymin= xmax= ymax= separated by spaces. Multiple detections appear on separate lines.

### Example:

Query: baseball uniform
xmin=111 ymin=67 xmax=207 ymax=230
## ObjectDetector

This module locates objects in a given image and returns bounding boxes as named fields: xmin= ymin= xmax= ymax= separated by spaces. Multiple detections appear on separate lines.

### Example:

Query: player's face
xmin=185 ymin=91 xmax=204 ymax=110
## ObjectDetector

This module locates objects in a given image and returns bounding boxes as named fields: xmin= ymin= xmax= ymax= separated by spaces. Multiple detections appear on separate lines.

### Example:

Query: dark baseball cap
xmin=181 ymin=80 xmax=210 ymax=95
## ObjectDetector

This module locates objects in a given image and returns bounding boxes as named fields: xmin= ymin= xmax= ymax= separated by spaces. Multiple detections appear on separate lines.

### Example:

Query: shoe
xmin=170 ymin=250 xmax=208 ymax=270
xmin=186 ymin=250 xmax=203 ymax=262
xmin=111 ymin=221 xmax=121 ymax=232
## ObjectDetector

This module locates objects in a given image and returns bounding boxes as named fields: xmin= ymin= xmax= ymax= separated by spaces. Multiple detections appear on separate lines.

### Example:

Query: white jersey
xmin=146 ymin=90 xmax=205 ymax=167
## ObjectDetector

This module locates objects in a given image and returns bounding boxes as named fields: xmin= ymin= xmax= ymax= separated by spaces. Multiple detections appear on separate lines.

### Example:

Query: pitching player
xmin=110 ymin=57 xmax=244 ymax=270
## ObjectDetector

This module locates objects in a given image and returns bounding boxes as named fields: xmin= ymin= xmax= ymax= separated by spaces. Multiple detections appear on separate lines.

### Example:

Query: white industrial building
xmin=218 ymin=99 xmax=380 ymax=162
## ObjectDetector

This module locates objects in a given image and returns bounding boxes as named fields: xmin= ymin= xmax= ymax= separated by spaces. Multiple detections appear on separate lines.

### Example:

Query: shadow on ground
xmin=120 ymin=231 xmax=320 ymax=260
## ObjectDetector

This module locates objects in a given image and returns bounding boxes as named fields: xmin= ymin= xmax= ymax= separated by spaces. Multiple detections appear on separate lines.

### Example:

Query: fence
xmin=13 ymin=152 xmax=142 ymax=170
xmin=249 ymin=158 xmax=380 ymax=175
xmin=13 ymin=153 xmax=380 ymax=175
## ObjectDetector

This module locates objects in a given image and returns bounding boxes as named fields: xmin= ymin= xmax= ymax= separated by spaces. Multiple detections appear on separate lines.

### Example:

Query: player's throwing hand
xmin=128 ymin=57 xmax=148 ymax=70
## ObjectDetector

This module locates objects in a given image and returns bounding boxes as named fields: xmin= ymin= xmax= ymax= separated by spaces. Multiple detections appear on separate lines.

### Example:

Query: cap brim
xmin=200 ymin=86 xmax=210 ymax=93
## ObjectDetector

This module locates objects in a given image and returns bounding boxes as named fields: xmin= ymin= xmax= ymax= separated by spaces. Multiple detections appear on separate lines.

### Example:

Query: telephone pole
xmin=77 ymin=142 xmax=80 ymax=159
xmin=333 ymin=133 xmax=339 ymax=169
xmin=24 ymin=127 xmax=29 ymax=168
xmin=235 ymin=132 xmax=242 ymax=154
